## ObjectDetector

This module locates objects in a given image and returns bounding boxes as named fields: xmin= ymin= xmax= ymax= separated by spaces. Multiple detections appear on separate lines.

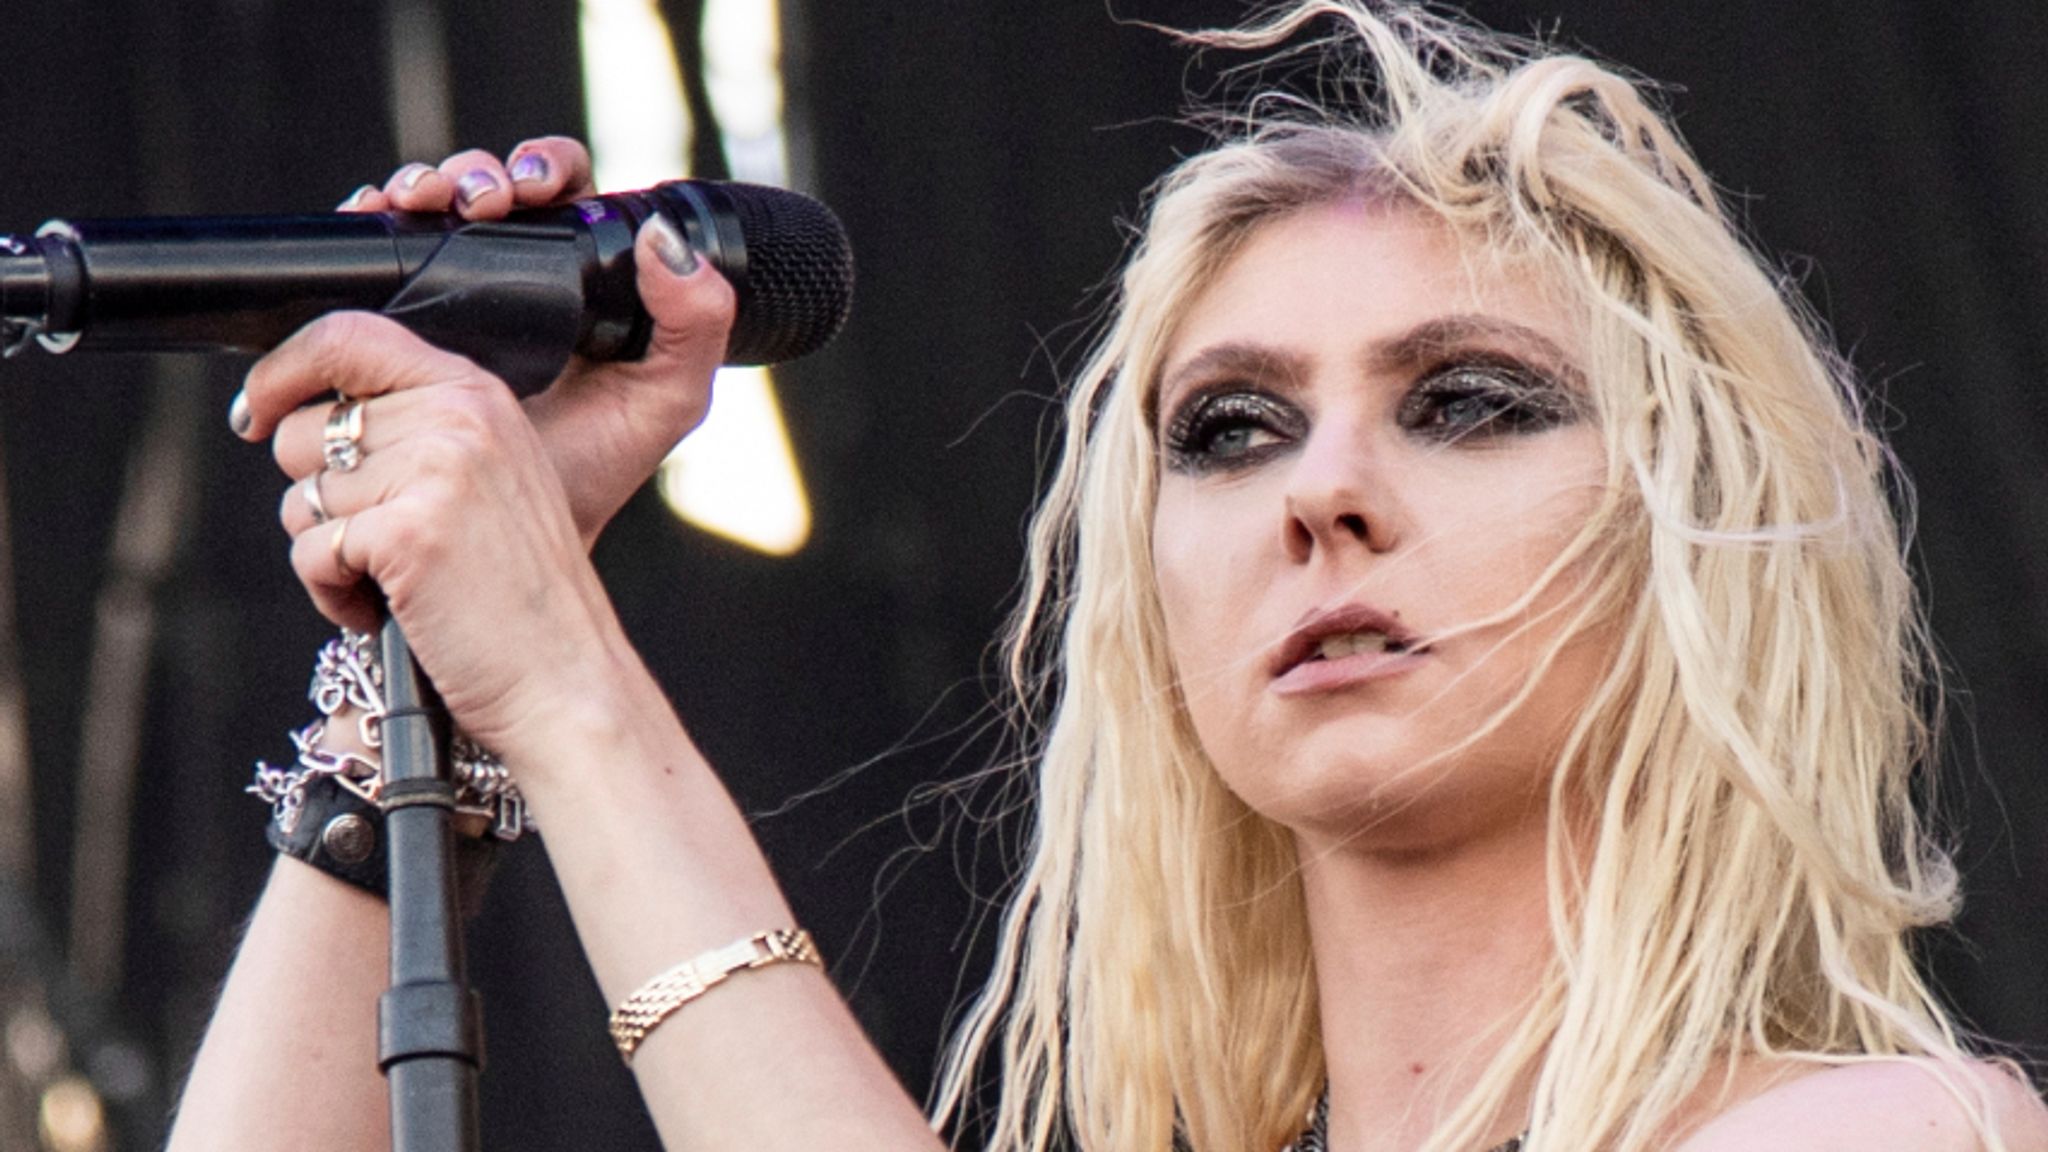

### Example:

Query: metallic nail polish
xmin=647 ymin=215 xmax=699 ymax=276
xmin=509 ymin=152 xmax=550 ymax=185
xmin=228 ymin=389 xmax=252 ymax=436
xmin=455 ymin=169 xmax=500 ymax=208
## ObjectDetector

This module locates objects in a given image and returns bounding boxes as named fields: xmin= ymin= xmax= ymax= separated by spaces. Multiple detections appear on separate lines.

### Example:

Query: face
xmin=1150 ymin=200 xmax=1613 ymax=852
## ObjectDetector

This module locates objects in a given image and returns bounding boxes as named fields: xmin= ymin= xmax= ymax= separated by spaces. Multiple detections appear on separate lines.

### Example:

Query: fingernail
xmin=398 ymin=162 xmax=434 ymax=190
xmin=228 ymin=389 xmax=252 ymax=436
xmin=508 ymin=152 xmax=550 ymax=185
xmin=646 ymin=215 xmax=699 ymax=276
xmin=337 ymin=184 xmax=376 ymax=210
xmin=455 ymin=169 xmax=500 ymax=208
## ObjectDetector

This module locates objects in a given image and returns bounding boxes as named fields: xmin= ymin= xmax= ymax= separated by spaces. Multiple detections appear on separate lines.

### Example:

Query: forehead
xmin=1158 ymin=201 xmax=1584 ymax=399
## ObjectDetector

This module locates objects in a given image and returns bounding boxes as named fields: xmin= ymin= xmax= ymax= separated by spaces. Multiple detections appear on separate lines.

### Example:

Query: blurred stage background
xmin=0 ymin=1 xmax=2043 ymax=1148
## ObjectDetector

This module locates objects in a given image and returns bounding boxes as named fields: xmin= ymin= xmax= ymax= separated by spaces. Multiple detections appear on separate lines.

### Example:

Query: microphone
xmin=0 ymin=180 xmax=854 ymax=394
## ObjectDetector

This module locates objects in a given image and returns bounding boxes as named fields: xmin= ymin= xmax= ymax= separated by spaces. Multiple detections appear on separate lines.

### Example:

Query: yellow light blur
xmin=37 ymin=1076 xmax=106 ymax=1152
xmin=702 ymin=0 xmax=786 ymax=183
xmin=579 ymin=0 xmax=812 ymax=557
xmin=659 ymin=367 xmax=811 ymax=555
xmin=578 ymin=0 xmax=691 ymax=194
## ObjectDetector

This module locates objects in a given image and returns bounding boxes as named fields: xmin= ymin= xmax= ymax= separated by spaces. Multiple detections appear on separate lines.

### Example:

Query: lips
xmin=1267 ymin=603 xmax=1428 ymax=686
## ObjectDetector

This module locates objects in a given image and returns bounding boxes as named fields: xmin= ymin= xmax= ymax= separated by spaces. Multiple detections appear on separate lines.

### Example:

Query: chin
xmin=1229 ymin=726 xmax=1556 ymax=854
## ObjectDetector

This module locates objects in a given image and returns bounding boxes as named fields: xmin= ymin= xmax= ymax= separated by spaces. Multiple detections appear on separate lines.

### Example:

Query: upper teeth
xmin=1316 ymin=632 xmax=1393 ymax=660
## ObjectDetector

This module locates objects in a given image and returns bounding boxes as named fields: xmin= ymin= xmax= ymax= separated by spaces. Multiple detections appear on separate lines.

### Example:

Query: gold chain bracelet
xmin=607 ymin=928 xmax=822 ymax=1060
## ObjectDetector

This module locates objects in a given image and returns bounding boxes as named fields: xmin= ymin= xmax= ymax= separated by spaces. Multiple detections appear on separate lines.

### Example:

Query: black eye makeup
xmin=1161 ymin=386 xmax=1310 ymax=476
xmin=1157 ymin=351 xmax=1581 ymax=476
xmin=1395 ymin=357 xmax=1580 ymax=443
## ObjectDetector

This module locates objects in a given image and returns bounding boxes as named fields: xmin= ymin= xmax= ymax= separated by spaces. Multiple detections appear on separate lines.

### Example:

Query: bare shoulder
xmin=1675 ymin=1058 xmax=2048 ymax=1152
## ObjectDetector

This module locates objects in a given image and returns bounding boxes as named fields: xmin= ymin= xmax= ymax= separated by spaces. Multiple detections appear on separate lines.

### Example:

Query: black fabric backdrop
xmin=0 ymin=2 xmax=2040 ymax=1148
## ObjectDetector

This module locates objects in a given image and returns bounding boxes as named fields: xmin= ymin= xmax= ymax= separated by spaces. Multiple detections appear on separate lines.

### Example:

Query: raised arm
xmin=167 ymin=139 xmax=942 ymax=1152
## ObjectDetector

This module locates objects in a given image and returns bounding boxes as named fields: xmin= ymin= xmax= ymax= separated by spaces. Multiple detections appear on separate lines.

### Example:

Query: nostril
xmin=1284 ymin=516 xmax=1316 ymax=559
xmin=1336 ymin=512 xmax=1368 ymax=540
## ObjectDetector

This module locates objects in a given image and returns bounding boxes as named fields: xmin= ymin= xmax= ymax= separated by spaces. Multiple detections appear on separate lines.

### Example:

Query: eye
xmin=1161 ymin=389 xmax=1307 ymax=475
xmin=1397 ymin=361 xmax=1577 ymax=442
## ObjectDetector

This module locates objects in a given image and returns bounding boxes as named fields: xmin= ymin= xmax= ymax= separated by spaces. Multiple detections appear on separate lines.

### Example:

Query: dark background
xmin=0 ymin=2 xmax=2042 ymax=1148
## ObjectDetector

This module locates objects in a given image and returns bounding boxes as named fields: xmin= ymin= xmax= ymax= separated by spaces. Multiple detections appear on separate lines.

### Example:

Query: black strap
xmin=268 ymin=774 xmax=387 ymax=895
xmin=267 ymin=774 xmax=505 ymax=910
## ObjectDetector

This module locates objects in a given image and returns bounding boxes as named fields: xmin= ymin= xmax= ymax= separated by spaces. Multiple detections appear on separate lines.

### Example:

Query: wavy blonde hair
xmin=931 ymin=4 xmax=1988 ymax=1151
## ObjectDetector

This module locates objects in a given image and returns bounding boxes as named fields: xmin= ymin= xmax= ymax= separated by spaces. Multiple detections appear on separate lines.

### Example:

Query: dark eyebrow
xmin=1152 ymin=342 xmax=1308 ymax=423
xmin=1367 ymin=315 xmax=1581 ymax=382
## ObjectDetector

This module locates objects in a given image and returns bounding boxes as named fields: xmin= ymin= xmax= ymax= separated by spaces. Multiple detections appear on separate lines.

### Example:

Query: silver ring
xmin=323 ymin=399 xmax=366 ymax=473
xmin=304 ymin=471 xmax=331 ymax=525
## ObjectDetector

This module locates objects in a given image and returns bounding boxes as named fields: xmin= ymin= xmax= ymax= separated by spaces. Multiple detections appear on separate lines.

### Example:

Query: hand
xmin=241 ymin=316 xmax=616 ymax=754
xmin=330 ymin=137 xmax=733 ymax=547
xmin=232 ymin=138 xmax=735 ymax=752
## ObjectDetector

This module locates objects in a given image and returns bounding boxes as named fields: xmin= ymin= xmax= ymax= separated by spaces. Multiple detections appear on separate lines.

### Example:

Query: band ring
xmin=323 ymin=399 xmax=366 ymax=473
xmin=305 ymin=471 xmax=332 ymax=525
xmin=330 ymin=517 xmax=359 ymax=580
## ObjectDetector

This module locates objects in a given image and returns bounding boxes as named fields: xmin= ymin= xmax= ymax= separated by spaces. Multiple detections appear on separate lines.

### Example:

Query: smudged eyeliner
xmin=1160 ymin=355 xmax=1579 ymax=475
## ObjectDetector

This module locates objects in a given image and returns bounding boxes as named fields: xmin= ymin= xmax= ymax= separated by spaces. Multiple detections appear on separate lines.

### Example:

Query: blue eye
xmin=1203 ymin=424 xmax=1273 ymax=456
xmin=1399 ymin=363 xmax=1576 ymax=441
xmin=1161 ymin=390 xmax=1306 ymax=475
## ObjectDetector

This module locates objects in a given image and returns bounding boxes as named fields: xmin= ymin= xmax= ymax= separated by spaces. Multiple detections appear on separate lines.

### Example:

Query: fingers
xmin=353 ymin=137 xmax=598 ymax=221
xmin=381 ymin=160 xmax=454 ymax=211
xmin=338 ymin=183 xmax=386 ymax=212
xmin=441 ymin=150 xmax=515 ymax=215
xmin=278 ymin=380 xmax=553 ymax=631
xmin=289 ymin=515 xmax=385 ymax=634
xmin=505 ymin=137 xmax=596 ymax=204
xmin=234 ymin=312 xmax=483 ymax=444
xmin=378 ymin=151 xmax=510 ymax=215
xmin=270 ymin=377 xmax=509 ymax=509
xmin=276 ymin=433 xmax=395 ymax=533
xmin=280 ymin=470 xmax=331 ymax=536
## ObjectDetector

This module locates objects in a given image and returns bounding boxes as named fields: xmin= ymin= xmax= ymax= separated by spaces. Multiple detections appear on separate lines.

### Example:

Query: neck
xmin=1299 ymin=814 xmax=1551 ymax=1152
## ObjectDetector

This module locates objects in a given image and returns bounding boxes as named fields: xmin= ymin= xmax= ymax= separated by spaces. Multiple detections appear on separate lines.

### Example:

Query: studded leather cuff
xmin=265 ymin=772 xmax=508 ymax=911
xmin=267 ymin=772 xmax=387 ymax=896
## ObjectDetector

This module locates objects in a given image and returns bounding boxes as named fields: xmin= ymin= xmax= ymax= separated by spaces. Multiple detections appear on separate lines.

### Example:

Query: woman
xmin=168 ymin=3 xmax=2047 ymax=1150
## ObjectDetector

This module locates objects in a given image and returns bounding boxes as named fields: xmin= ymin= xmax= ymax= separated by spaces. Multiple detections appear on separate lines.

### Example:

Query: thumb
xmin=521 ymin=214 xmax=734 ymax=544
xmin=630 ymin=213 xmax=737 ymax=389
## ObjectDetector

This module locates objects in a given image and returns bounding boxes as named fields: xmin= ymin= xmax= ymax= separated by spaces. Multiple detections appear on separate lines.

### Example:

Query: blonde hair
xmin=931 ymin=4 xmax=1987 ymax=1150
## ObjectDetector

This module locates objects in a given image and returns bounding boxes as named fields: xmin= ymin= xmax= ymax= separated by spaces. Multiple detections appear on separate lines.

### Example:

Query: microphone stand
xmin=375 ymin=618 xmax=483 ymax=1152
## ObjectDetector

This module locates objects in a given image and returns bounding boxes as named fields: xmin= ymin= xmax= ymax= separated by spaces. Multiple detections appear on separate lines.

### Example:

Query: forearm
xmin=209 ymin=212 xmax=932 ymax=1144
xmin=510 ymin=659 xmax=942 ymax=1152
xmin=167 ymin=857 xmax=392 ymax=1152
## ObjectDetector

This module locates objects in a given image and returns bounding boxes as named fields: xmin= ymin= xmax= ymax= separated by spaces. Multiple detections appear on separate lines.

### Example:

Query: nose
xmin=1282 ymin=422 xmax=1396 ymax=561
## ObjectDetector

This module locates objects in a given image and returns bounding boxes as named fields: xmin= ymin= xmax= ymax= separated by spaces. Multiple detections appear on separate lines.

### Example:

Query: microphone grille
xmin=718 ymin=183 xmax=854 ymax=366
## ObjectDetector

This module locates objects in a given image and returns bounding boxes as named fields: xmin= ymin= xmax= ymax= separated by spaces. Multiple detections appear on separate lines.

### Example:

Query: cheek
xmin=1445 ymin=449 xmax=1616 ymax=724
xmin=1427 ymin=437 xmax=1605 ymax=591
xmin=1150 ymin=486 xmax=1271 ymax=720
xmin=1153 ymin=480 xmax=1264 ymax=615
xmin=1151 ymin=496 xmax=1218 ymax=676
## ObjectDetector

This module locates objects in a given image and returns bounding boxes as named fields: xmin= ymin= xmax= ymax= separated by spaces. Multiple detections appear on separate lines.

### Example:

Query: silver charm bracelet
xmin=249 ymin=629 xmax=532 ymax=842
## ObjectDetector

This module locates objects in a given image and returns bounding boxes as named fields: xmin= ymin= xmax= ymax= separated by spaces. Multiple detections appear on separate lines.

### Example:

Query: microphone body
xmin=0 ymin=181 xmax=853 ymax=393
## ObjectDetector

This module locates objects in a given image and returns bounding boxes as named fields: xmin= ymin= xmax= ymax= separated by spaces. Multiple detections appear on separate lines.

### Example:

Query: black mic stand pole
xmin=375 ymin=618 xmax=482 ymax=1152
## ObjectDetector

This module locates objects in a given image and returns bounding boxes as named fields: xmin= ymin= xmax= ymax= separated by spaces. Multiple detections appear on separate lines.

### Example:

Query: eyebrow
xmin=1367 ymin=314 xmax=1579 ymax=380
xmin=1154 ymin=342 xmax=1309 ymax=416
xmin=1154 ymin=312 xmax=1583 ymax=421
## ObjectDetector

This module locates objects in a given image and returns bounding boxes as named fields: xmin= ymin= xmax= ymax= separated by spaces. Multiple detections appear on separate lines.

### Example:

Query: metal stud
xmin=321 ymin=813 xmax=376 ymax=865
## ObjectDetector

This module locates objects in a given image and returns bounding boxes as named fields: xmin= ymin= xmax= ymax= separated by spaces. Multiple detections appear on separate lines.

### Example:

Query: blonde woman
xmin=169 ymin=3 xmax=2048 ymax=1151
